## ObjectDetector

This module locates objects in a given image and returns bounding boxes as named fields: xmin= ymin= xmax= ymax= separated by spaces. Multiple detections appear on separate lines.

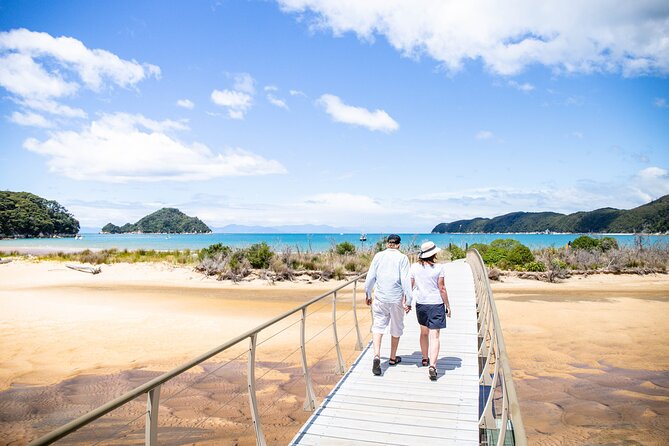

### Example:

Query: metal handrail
xmin=466 ymin=249 xmax=527 ymax=446
xmin=28 ymin=271 xmax=368 ymax=446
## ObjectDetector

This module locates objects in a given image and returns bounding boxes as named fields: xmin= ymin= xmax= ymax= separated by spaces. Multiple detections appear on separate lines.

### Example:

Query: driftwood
xmin=0 ymin=258 xmax=11 ymax=264
xmin=66 ymin=264 xmax=102 ymax=275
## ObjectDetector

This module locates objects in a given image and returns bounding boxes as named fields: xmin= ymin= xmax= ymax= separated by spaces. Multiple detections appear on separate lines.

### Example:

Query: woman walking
xmin=410 ymin=241 xmax=451 ymax=380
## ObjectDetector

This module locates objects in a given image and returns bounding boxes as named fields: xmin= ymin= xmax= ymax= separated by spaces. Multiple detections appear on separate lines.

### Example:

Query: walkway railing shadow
xmin=467 ymin=249 xmax=527 ymax=446
xmin=28 ymin=272 xmax=370 ymax=446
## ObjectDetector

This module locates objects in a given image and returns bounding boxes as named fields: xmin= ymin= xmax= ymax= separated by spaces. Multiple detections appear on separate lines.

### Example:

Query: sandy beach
xmin=1 ymin=260 xmax=668 ymax=445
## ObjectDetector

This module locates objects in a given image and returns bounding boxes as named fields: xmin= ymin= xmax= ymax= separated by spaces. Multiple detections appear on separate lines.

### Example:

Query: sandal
xmin=372 ymin=356 xmax=382 ymax=376
xmin=388 ymin=356 xmax=402 ymax=366
xmin=421 ymin=358 xmax=429 ymax=367
xmin=428 ymin=366 xmax=437 ymax=381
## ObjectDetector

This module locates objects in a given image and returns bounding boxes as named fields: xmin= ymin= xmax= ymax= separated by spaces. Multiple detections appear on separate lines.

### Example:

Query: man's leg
xmin=373 ymin=332 xmax=383 ymax=358
xmin=372 ymin=333 xmax=383 ymax=375
xmin=390 ymin=335 xmax=400 ymax=360
xmin=371 ymin=301 xmax=388 ymax=376
xmin=388 ymin=302 xmax=405 ymax=361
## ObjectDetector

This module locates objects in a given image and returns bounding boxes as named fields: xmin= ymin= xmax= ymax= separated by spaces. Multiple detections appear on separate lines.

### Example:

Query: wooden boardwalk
xmin=291 ymin=259 xmax=480 ymax=445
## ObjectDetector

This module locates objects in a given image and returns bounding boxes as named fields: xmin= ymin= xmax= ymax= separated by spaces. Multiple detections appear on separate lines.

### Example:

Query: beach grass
xmin=2 ymin=238 xmax=667 ymax=282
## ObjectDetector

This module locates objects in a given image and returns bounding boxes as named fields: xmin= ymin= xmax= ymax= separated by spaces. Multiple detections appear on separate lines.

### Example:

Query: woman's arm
xmin=438 ymin=276 xmax=451 ymax=317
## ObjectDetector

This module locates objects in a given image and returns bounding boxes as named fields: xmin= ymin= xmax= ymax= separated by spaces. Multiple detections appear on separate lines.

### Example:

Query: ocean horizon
xmin=1 ymin=232 xmax=667 ymax=253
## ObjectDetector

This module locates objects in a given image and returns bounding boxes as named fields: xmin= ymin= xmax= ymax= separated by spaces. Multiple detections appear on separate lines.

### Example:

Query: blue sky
xmin=1 ymin=0 xmax=668 ymax=232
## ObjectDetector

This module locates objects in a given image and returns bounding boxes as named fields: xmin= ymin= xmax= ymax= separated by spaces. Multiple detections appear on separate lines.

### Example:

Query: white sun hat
xmin=419 ymin=241 xmax=442 ymax=259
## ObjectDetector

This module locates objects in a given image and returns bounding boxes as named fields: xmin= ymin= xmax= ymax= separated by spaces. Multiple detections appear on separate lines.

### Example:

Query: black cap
xmin=387 ymin=234 xmax=401 ymax=243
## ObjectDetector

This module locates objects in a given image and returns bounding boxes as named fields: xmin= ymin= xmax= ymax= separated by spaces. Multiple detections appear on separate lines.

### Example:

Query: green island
xmin=0 ymin=191 xmax=80 ymax=238
xmin=432 ymin=194 xmax=669 ymax=234
xmin=101 ymin=207 xmax=211 ymax=234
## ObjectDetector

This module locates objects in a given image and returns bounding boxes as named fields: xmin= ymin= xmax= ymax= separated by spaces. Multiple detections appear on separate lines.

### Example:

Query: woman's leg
xmin=429 ymin=328 xmax=440 ymax=366
xmin=420 ymin=325 xmax=429 ymax=360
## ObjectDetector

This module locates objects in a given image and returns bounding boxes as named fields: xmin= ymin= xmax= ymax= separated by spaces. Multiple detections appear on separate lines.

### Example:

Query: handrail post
xmin=247 ymin=334 xmax=266 ymax=446
xmin=352 ymin=280 xmax=364 ymax=350
xmin=300 ymin=307 xmax=316 ymax=411
xmin=145 ymin=385 xmax=161 ymax=446
xmin=332 ymin=291 xmax=346 ymax=374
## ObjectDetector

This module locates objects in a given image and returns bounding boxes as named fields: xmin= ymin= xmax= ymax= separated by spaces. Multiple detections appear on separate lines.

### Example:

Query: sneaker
xmin=428 ymin=366 xmax=437 ymax=381
xmin=372 ymin=356 xmax=382 ymax=376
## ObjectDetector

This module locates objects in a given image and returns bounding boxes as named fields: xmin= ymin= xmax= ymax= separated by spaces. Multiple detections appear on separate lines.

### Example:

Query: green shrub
xmin=599 ymin=237 xmax=619 ymax=251
xmin=468 ymin=243 xmax=489 ymax=256
xmin=571 ymin=235 xmax=599 ymax=251
xmin=551 ymin=259 xmax=568 ymax=269
xmin=525 ymin=261 xmax=546 ymax=272
xmin=245 ymin=242 xmax=273 ymax=269
xmin=446 ymin=244 xmax=466 ymax=260
xmin=507 ymin=244 xmax=534 ymax=266
xmin=199 ymin=243 xmax=232 ymax=260
xmin=467 ymin=239 xmax=534 ymax=269
xmin=335 ymin=241 xmax=356 ymax=255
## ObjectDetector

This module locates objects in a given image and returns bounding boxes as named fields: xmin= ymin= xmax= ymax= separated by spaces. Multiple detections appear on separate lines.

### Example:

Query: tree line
xmin=0 ymin=191 xmax=79 ymax=238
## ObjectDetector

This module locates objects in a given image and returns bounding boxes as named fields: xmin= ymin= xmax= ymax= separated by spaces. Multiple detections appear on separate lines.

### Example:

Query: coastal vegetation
xmin=2 ymin=236 xmax=666 ymax=284
xmin=101 ymin=208 xmax=211 ymax=234
xmin=0 ymin=191 xmax=79 ymax=238
xmin=432 ymin=194 xmax=669 ymax=234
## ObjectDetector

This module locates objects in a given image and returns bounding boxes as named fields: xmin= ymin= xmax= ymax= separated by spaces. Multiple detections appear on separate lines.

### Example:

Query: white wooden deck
xmin=290 ymin=259 xmax=480 ymax=445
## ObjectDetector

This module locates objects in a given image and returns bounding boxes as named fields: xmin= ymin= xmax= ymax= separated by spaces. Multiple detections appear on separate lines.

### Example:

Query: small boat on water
xmin=359 ymin=233 xmax=367 ymax=242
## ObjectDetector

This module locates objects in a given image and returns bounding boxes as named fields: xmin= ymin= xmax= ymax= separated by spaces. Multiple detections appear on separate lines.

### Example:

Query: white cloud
xmin=176 ymin=99 xmax=195 ymax=109
xmin=16 ymin=98 xmax=87 ymax=118
xmin=654 ymin=97 xmax=668 ymax=108
xmin=0 ymin=28 xmax=160 ymax=97
xmin=188 ymin=192 xmax=405 ymax=229
xmin=22 ymin=112 xmax=287 ymax=182
xmin=290 ymin=89 xmax=307 ymax=97
xmin=278 ymin=0 xmax=669 ymax=77
xmin=634 ymin=166 xmax=669 ymax=201
xmin=318 ymin=93 xmax=398 ymax=132
xmin=0 ymin=52 xmax=78 ymax=99
xmin=508 ymin=80 xmax=534 ymax=92
xmin=267 ymin=93 xmax=289 ymax=109
xmin=0 ymin=28 xmax=159 ymax=126
xmin=264 ymin=85 xmax=278 ymax=92
xmin=570 ymin=131 xmax=584 ymax=139
xmin=232 ymin=72 xmax=255 ymax=94
xmin=211 ymin=89 xmax=253 ymax=119
xmin=9 ymin=111 xmax=53 ymax=128
xmin=304 ymin=193 xmax=384 ymax=212
xmin=475 ymin=130 xmax=493 ymax=140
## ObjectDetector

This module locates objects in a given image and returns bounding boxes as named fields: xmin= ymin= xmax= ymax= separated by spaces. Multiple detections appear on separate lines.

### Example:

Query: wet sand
xmin=1 ymin=261 xmax=668 ymax=445
xmin=493 ymin=274 xmax=669 ymax=445
xmin=0 ymin=261 xmax=363 ymax=445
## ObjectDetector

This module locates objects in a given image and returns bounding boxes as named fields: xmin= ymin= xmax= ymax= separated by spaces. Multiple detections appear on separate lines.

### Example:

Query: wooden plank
xmin=291 ymin=260 xmax=480 ymax=445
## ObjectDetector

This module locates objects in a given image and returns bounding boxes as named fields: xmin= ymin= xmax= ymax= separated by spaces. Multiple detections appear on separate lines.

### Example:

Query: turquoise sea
xmin=0 ymin=232 xmax=667 ymax=253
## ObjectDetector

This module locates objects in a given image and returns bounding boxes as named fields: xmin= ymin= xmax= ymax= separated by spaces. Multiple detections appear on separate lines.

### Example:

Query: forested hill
xmin=101 ymin=208 xmax=211 ymax=234
xmin=0 ymin=191 xmax=80 ymax=237
xmin=432 ymin=195 xmax=669 ymax=234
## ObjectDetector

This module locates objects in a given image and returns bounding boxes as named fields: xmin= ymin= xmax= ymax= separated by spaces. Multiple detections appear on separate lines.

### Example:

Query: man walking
xmin=365 ymin=234 xmax=412 ymax=376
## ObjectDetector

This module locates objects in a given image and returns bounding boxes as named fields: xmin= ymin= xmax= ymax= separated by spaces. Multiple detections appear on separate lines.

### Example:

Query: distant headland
xmin=432 ymin=194 xmax=669 ymax=234
xmin=101 ymin=208 xmax=211 ymax=234
xmin=0 ymin=191 xmax=80 ymax=238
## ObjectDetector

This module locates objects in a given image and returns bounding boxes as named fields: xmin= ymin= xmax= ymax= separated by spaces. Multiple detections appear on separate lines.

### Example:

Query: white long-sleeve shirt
xmin=364 ymin=248 xmax=413 ymax=306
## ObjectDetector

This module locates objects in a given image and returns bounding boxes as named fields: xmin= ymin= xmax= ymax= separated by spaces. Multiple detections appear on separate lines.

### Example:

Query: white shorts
xmin=371 ymin=300 xmax=405 ymax=337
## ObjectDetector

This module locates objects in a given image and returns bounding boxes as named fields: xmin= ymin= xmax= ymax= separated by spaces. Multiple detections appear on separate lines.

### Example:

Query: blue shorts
xmin=416 ymin=303 xmax=446 ymax=329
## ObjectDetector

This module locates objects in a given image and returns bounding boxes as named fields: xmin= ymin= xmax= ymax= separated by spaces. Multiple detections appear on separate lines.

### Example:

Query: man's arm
xmin=400 ymin=255 xmax=412 ymax=309
xmin=364 ymin=254 xmax=378 ymax=305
